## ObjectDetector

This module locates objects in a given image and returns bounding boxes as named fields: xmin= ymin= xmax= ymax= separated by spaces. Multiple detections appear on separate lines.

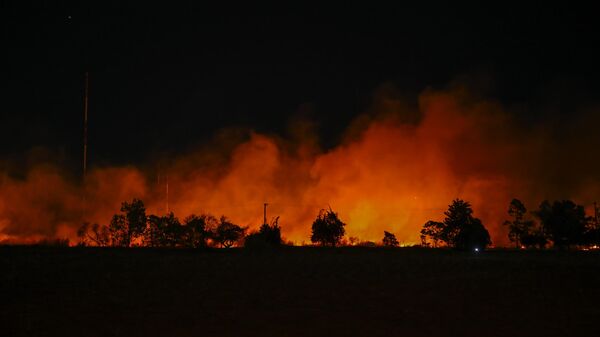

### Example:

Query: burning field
xmin=1 ymin=86 xmax=600 ymax=246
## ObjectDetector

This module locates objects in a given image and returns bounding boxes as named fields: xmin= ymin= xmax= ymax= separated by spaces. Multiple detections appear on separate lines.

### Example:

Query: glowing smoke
xmin=1 ymin=85 xmax=599 ymax=245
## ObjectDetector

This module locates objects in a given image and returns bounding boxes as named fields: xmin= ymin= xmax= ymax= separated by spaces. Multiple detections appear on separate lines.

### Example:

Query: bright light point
xmin=474 ymin=248 xmax=479 ymax=252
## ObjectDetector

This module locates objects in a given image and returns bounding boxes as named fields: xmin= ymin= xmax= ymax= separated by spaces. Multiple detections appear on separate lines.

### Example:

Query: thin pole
xmin=82 ymin=72 xmax=89 ymax=219
xmin=166 ymin=174 xmax=169 ymax=214
xmin=83 ymin=72 xmax=88 ymax=177
xmin=263 ymin=203 xmax=268 ymax=225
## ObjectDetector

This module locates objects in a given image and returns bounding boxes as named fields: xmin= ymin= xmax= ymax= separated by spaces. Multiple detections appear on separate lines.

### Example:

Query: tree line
xmin=78 ymin=199 xmax=255 ymax=248
xmin=502 ymin=199 xmax=600 ymax=249
xmin=77 ymin=200 xmax=396 ymax=249
xmin=76 ymin=197 xmax=599 ymax=250
xmin=420 ymin=198 xmax=600 ymax=250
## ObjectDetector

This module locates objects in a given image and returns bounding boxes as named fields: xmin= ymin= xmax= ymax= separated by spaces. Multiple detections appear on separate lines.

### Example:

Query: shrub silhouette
xmin=108 ymin=199 xmax=147 ymax=247
xmin=310 ymin=208 xmax=346 ymax=247
xmin=382 ymin=231 xmax=399 ymax=247
xmin=244 ymin=216 xmax=282 ymax=249
xmin=181 ymin=214 xmax=216 ymax=248
xmin=214 ymin=216 xmax=246 ymax=248
xmin=420 ymin=221 xmax=444 ymax=247
xmin=144 ymin=212 xmax=182 ymax=248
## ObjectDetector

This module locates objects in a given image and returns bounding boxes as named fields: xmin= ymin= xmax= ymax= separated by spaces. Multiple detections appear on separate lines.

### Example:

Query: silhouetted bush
xmin=420 ymin=221 xmax=444 ymax=247
xmin=244 ymin=217 xmax=282 ymax=249
xmin=214 ymin=217 xmax=247 ymax=248
xmin=310 ymin=208 xmax=346 ymax=247
xmin=382 ymin=231 xmax=399 ymax=247
xmin=109 ymin=199 xmax=147 ymax=247
xmin=144 ymin=212 xmax=182 ymax=247
xmin=181 ymin=214 xmax=216 ymax=248
xmin=503 ymin=199 xmax=535 ymax=248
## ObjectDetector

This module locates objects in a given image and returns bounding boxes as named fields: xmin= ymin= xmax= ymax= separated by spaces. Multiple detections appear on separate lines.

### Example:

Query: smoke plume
xmin=1 ymin=85 xmax=599 ymax=245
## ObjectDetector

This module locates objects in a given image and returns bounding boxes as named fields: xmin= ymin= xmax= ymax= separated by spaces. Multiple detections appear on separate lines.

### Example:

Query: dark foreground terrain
xmin=2 ymin=247 xmax=599 ymax=337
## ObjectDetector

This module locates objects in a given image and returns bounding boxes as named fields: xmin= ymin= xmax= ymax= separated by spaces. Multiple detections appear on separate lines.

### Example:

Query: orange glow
xmin=1 ymin=86 xmax=599 ymax=246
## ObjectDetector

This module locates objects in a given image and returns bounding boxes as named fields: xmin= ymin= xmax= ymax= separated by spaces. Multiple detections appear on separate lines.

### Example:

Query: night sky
xmin=2 ymin=3 xmax=599 ymax=172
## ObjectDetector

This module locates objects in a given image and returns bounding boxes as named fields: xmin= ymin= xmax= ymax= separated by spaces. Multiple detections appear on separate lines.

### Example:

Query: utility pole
xmin=82 ymin=72 xmax=89 ymax=218
xmin=83 ymin=72 xmax=88 ymax=178
xmin=263 ymin=203 xmax=268 ymax=225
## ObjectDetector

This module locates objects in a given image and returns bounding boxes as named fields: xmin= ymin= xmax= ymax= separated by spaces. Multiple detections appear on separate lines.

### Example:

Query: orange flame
xmin=1 ymin=86 xmax=599 ymax=245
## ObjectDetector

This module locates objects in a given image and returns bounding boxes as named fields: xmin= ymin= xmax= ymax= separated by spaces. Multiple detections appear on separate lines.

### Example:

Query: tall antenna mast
xmin=83 ymin=72 xmax=89 ymax=177
xmin=82 ymin=72 xmax=89 ymax=219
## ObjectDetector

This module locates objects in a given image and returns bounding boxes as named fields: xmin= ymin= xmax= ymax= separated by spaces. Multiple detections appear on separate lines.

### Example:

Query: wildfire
xmin=1 ymin=86 xmax=599 ymax=245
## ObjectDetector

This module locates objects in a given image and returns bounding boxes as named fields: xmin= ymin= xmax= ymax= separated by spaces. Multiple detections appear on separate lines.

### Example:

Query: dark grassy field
xmin=2 ymin=247 xmax=600 ymax=337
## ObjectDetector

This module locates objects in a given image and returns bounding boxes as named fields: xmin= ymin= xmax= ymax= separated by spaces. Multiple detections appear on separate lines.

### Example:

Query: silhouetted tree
xmin=536 ymin=200 xmax=587 ymax=249
xmin=420 ymin=221 xmax=444 ymax=247
xmin=442 ymin=199 xmax=472 ymax=244
xmin=181 ymin=214 xmax=216 ymax=248
xmin=214 ymin=216 xmax=246 ymax=248
xmin=382 ymin=231 xmax=399 ymax=247
xmin=144 ymin=212 xmax=182 ymax=247
xmin=122 ymin=199 xmax=147 ymax=243
xmin=453 ymin=217 xmax=491 ymax=251
xmin=108 ymin=199 xmax=147 ymax=247
xmin=420 ymin=199 xmax=491 ymax=250
xmin=310 ymin=208 xmax=346 ymax=247
xmin=503 ymin=199 xmax=535 ymax=248
xmin=420 ymin=234 xmax=428 ymax=247
xmin=108 ymin=214 xmax=129 ymax=247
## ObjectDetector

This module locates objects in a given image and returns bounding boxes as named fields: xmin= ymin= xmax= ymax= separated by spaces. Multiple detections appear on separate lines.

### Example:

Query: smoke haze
xmin=2 ymin=85 xmax=599 ymax=245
